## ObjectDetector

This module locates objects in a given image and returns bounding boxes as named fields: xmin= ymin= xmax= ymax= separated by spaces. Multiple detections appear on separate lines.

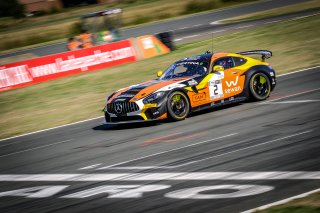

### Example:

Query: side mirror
xmin=213 ymin=65 xmax=224 ymax=72
xmin=156 ymin=70 xmax=163 ymax=78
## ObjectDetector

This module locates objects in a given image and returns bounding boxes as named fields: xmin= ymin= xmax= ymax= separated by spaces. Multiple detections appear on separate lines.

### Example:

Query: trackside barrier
xmin=0 ymin=35 xmax=172 ymax=92
xmin=136 ymin=35 xmax=171 ymax=59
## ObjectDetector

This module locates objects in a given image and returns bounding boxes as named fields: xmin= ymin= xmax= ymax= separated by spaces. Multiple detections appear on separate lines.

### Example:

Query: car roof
xmin=176 ymin=53 xmax=213 ymax=63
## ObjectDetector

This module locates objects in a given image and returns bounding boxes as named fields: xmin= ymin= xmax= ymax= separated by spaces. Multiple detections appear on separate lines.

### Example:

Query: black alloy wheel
xmin=249 ymin=72 xmax=271 ymax=101
xmin=167 ymin=91 xmax=190 ymax=121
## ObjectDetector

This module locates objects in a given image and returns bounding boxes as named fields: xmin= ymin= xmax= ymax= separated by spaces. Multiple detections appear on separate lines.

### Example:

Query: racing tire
xmin=249 ymin=72 xmax=271 ymax=101
xmin=105 ymin=112 xmax=111 ymax=123
xmin=167 ymin=91 xmax=190 ymax=121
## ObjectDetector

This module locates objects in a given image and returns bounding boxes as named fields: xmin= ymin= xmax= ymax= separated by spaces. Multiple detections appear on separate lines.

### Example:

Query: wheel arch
xmin=241 ymin=65 xmax=274 ymax=98
xmin=166 ymin=88 xmax=192 ymax=120
xmin=167 ymin=88 xmax=192 ymax=109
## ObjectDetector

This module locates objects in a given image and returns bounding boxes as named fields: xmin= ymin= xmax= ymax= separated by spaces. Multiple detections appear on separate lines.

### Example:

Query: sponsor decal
xmin=167 ymin=84 xmax=185 ymax=90
xmin=176 ymin=61 xmax=199 ymax=66
xmin=226 ymin=76 xmax=239 ymax=87
xmin=159 ymin=82 xmax=185 ymax=91
xmin=152 ymin=111 xmax=160 ymax=116
xmin=141 ymin=37 xmax=155 ymax=49
xmin=224 ymin=86 xmax=242 ymax=94
xmin=0 ymin=65 xmax=32 ymax=88
xmin=0 ymin=40 xmax=136 ymax=92
xmin=214 ymin=71 xmax=224 ymax=80
xmin=192 ymin=93 xmax=206 ymax=102
xmin=188 ymin=79 xmax=198 ymax=86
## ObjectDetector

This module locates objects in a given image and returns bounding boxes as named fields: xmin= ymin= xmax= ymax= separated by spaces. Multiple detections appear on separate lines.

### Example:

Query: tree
xmin=0 ymin=0 xmax=25 ymax=19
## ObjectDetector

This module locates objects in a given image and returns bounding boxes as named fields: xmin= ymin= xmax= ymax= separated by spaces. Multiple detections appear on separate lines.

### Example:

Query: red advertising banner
xmin=0 ymin=40 xmax=137 ymax=92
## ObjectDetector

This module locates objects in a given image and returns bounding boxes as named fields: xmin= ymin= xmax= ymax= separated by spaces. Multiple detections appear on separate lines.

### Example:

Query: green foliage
xmin=260 ymin=206 xmax=320 ymax=213
xmin=0 ymin=34 xmax=62 ymax=51
xmin=33 ymin=10 xmax=47 ymax=17
xmin=50 ymin=7 xmax=61 ymax=14
xmin=182 ymin=0 xmax=256 ymax=15
xmin=69 ymin=22 xmax=82 ymax=37
xmin=123 ymin=0 xmax=139 ymax=3
xmin=182 ymin=0 xmax=219 ymax=14
xmin=129 ymin=15 xmax=153 ymax=25
xmin=0 ymin=0 xmax=25 ymax=19
xmin=221 ymin=0 xmax=254 ymax=2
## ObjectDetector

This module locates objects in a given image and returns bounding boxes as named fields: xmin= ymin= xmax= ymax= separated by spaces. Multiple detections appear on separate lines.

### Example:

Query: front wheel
xmin=167 ymin=91 xmax=190 ymax=121
xmin=249 ymin=73 xmax=271 ymax=101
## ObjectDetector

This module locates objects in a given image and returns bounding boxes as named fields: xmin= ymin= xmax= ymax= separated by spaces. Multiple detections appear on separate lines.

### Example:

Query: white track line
xmin=260 ymin=100 xmax=320 ymax=104
xmin=0 ymin=116 xmax=103 ymax=142
xmin=175 ymin=12 xmax=320 ymax=42
xmin=151 ymin=130 xmax=312 ymax=169
xmin=96 ymin=133 xmax=237 ymax=170
xmin=0 ymin=171 xmax=319 ymax=182
xmin=97 ymin=131 xmax=311 ymax=170
xmin=0 ymin=139 xmax=72 ymax=158
xmin=0 ymin=65 xmax=319 ymax=143
xmin=260 ymin=88 xmax=320 ymax=104
xmin=236 ymin=25 xmax=254 ymax=29
xmin=104 ymin=166 xmax=180 ymax=170
xmin=78 ymin=164 xmax=102 ymax=170
xmin=241 ymin=188 xmax=320 ymax=213
xmin=290 ymin=12 xmax=320 ymax=21
xmin=266 ymin=20 xmax=281 ymax=24
xmin=277 ymin=65 xmax=320 ymax=77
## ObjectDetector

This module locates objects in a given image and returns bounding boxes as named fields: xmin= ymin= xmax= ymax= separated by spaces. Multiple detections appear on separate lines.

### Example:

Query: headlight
xmin=143 ymin=91 xmax=166 ymax=104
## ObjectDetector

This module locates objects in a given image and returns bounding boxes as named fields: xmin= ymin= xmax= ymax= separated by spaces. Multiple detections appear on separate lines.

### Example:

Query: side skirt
xmin=190 ymin=96 xmax=247 ymax=113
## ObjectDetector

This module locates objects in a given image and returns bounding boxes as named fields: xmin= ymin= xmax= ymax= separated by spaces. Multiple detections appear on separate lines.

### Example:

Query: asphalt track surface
xmin=0 ymin=67 xmax=319 ymax=212
xmin=0 ymin=0 xmax=313 ymax=59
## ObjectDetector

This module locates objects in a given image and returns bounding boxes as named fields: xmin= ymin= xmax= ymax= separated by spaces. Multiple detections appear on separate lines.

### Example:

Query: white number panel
xmin=208 ymin=72 xmax=224 ymax=100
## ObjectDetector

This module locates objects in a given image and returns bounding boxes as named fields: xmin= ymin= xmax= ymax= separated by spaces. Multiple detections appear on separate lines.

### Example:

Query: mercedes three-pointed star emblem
xmin=115 ymin=103 xmax=123 ymax=114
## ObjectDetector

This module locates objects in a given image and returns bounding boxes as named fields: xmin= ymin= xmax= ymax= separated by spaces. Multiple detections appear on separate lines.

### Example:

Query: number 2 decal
xmin=209 ymin=80 xmax=223 ymax=100
xmin=213 ymin=85 xmax=218 ymax=95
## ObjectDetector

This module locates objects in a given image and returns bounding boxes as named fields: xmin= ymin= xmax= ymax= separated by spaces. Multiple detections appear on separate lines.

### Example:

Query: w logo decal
xmin=226 ymin=76 xmax=239 ymax=87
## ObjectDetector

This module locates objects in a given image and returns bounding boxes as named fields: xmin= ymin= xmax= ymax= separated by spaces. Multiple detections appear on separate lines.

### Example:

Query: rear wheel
xmin=167 ymin=91 xmax=190 ymax=121
xmin=249 ymin=73 xmax=271 ymax=101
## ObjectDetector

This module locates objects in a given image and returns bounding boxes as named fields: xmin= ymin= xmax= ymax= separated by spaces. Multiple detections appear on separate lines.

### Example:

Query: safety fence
xmin=0 ymin=34 xmax=171 ymax=92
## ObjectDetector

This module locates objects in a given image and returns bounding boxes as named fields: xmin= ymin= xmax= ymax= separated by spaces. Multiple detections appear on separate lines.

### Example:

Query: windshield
xmin=160 ymin=61 xmax=208 ymax=80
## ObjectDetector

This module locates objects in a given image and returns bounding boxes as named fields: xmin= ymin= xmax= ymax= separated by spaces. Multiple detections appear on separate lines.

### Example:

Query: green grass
xmin=0 ymin=15 xmax=319 ymax=139
xmin=257 ymin=192 xmax=320 ymax=213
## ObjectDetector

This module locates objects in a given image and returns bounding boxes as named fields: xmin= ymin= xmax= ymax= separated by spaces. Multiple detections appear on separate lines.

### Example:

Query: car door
xmin=210 ymin=57 xmax=245 ymax=101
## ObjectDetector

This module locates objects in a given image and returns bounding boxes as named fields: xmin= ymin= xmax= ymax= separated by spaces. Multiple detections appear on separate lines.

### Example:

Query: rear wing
xmin=236 ymin=50 xmax=272 ymax=62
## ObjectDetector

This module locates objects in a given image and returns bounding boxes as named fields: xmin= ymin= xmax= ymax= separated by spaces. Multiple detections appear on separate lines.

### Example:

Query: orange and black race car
xmin=103 ymin=50 xmax=276 ymax=123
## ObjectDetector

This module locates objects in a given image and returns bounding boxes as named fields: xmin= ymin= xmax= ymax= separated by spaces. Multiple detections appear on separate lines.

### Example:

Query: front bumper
xmin=104 ymin=99 xmax=167 ymax=123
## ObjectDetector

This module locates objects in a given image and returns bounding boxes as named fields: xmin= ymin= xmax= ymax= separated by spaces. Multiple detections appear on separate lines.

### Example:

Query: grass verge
xmin=222 ymin=0 xmax=320 ymax=23
xmin=256 ymin=191 xmax=320 ymax=213
xmin=0 ymin=0 xmax=255 ymax=52
xmin=0 ymin=15 xmax=319 ymax=139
